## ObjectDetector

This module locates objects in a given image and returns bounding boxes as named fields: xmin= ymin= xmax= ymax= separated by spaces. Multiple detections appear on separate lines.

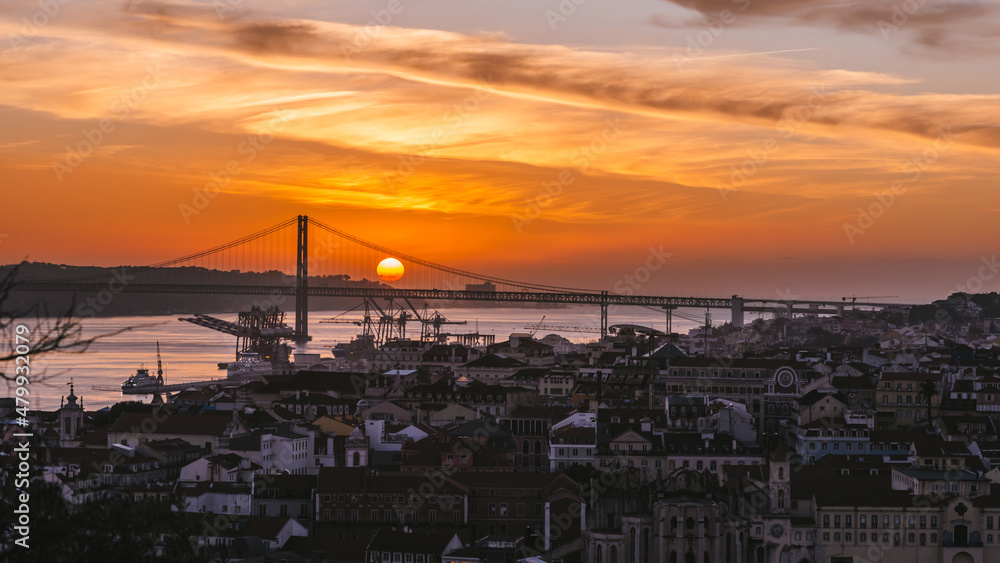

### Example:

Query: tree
xmin=918 ymin=379 xmax=940 ymax=426
xmin=0 ymin=481 xmax=213 ymax=562
xmin=0 ymin=264 xmax=125 ymax=382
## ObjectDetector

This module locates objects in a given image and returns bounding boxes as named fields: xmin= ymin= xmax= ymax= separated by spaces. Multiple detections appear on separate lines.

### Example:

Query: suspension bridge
xmin=13 ymin=215 xmax=915 ymax=341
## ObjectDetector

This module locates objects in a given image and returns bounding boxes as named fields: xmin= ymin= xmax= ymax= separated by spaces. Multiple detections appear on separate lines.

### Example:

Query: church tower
xmin=345 ymin=427 xmax=369 ymax=467
xmin=769 ymin=442 xmax=790 ymax=514
xmin=59 ymin=380 xmax=85 ymax=446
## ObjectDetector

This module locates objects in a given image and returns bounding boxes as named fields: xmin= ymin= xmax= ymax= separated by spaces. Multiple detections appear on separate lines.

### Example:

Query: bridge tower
xmin=295 ymin=215 xmax=311 ymax=343
xmin=731 ymin=295 xmax=744 ymax=327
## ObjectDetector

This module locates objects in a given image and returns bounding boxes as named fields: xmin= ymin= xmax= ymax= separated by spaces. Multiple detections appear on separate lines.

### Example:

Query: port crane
xmin=320 ymin=299 xmax=466 ymax=346
xmin=179 ymin=305 xmax=294 ymax=363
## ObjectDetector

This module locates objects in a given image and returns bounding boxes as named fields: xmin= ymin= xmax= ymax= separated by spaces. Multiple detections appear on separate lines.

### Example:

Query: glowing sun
xmin=377 ymin=257 xmax=404 ymax=282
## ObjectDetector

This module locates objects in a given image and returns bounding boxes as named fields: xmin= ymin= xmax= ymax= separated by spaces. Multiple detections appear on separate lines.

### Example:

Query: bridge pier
xmin=600 ymin=291 xmax=609 ymax=337
xmin=295 ymin=215 xmax=311 ymax=343
xmin=731 ymin=295 xmax=744 ymax=327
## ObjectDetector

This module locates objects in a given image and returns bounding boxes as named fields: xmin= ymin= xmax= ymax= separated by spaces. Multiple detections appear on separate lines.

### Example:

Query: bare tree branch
xmin=0 ymin=263 xmax=130 ymax=382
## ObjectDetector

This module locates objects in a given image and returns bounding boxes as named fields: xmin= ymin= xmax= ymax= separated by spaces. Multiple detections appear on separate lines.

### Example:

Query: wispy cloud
xmin=659 ymin=0 xmax=1000 ymax=55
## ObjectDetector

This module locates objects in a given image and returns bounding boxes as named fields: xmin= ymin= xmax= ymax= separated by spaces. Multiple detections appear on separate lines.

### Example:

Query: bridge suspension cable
xmin=306 ymin=217 xmax=597 ymax=294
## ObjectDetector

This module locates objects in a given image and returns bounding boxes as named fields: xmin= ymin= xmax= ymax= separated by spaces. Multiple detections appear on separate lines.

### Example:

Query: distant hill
xmin=1 ymin=261 xmax=560 ymax=317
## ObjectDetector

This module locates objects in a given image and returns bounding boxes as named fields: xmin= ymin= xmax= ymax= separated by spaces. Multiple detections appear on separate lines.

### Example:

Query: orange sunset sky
xmin=1 ymin=0 xmax=998 ymax=303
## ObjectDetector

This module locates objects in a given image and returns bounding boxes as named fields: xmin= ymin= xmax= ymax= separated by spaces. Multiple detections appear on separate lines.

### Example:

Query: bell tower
xmin=770 ymin=442 xmax=790 ymax=514
xmin=59 ymin=379 xmax=85 ymax=446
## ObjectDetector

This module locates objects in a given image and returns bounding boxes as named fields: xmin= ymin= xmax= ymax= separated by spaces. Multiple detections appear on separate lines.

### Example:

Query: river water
xmin=14 ymin=306 xmax=709 ymax=411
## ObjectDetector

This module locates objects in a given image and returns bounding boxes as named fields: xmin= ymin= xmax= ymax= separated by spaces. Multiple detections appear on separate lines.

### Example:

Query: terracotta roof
xmin=108 ymin=411 xmax=233 ymax=437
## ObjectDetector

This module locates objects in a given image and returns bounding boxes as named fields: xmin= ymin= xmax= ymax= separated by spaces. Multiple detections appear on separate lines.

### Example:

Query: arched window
xmin=686 ymin=517 xmax=695 ymax=530
xmin=535 ymin=440 xmax=542 ymax=455
xmin=781 ymin=404 xmax=789 ymax=415
xmin=671 ymin=517 xmax=678 ymax=532
xmin=778 ymin=490 xmax=785 ymax=509
xmin=767 ymin=404 xmax=775 ymax=414
xmin=630 ymin=528 xmax=637 ymax=563
xmin=669 ymin=552 xmax=677 ymax=563
xmin=352 ymin=452 xmax=361 ymax=466
xmin=596 ymin=544 xmax=603 ymax=563
xmin=522 ymin=440 xmax=529 ymax=454
xmin=685 ymin=553 xmax=695 ymax=563
xmin=778 ymin=467 xmax=784 ymax=480
xmin=610 ymin=545 xmax=618 ymax=563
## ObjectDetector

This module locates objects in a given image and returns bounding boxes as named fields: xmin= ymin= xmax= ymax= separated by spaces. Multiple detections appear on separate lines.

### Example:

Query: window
xmin=931 ymin=533 xmax=937 ymax=543
xmin=860 ymin=515 xmax=867 ymax=529
xmin=823 ymin=532 xmax=830 ymax=542
xmin=834 ymin=533 xmax=841 ymax=542
xmin=834 ymin=515 xmax=841 ymax=528
xmin=920 ymin=533 xmax=926 ymax=545
xmin=989 ymin=517 xmax=995 ymax=529
xmin=860 ymin=533 xmax=867 ymax=542
xmin=845 ymin=515 xmax=852 ymax=528
xmin=871 ymin=514 xmax=878 ymax=529
xmin=823 ymin=515 xmax=830 ymax=528
xmin=931 ymin=516 xmax=937 ymax=528
xmin=920 ymin=516 xmax=926 ymax=529
xmin=500 ymin=503 xmax=508 ymax=516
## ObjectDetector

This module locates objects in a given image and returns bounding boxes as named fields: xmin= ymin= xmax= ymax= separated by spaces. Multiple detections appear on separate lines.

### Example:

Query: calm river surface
xmin=14 ymin=306 xmax=711 ymax=411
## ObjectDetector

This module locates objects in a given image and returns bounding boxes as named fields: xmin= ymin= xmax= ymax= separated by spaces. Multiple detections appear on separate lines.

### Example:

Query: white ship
xmin=121 ymin=365 xmax=163 ymax=390
xmin=121 ymin=342 xmax=166 ymax=390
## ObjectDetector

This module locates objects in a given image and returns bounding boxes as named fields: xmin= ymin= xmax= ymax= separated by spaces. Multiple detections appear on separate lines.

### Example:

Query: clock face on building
xmin=676 ymin=472 xmax=691 ymax=490
xmin=775 ymin=368 xmax=795 ymax=391
xmin=770 ymin=524 xmax=785 ymax=539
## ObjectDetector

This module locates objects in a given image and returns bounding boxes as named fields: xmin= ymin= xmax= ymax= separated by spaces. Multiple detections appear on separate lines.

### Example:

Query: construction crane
xmin=528 ymin=315 xmax=546 ymax=337
xmin=155 ymin=341 xmax=165 ymax=385
xmin=524 ymin=323 xmax=601 ymax=334
xmin=843 ymin=295 xmax=898 ymax=304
